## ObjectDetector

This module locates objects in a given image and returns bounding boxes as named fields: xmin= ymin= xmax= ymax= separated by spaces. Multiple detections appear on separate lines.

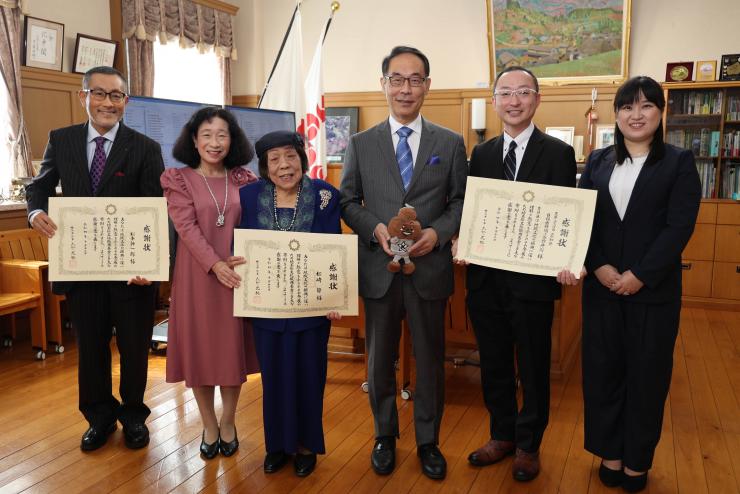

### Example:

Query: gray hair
xmin=82 ymin=66 xmax=128 ymax=93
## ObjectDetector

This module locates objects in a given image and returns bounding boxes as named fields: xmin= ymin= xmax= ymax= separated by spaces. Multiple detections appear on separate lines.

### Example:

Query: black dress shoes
xmin=80 ymin=422 xmax=117 ymax=451
xmin=219 ymin=426 xmax=239 ymax=457
xmin=418 ymin=444 xmax=447 ymax=480
xmin=294 ymin=452 xmax=317 ymax=477
xmin=371 ymin=437 xmax=396 ymax=475
xmin=123 ymin=422 xmax=150 ymax=449
xmin=200 ymin=431 xmax=220 ymax=459
xmin=622 ymin=471 xmax=648 ymax=493
xmin=598 ymin=462 xmax=623 ymax=487
xmin=264 ymin=451 xmax=289 ymax=473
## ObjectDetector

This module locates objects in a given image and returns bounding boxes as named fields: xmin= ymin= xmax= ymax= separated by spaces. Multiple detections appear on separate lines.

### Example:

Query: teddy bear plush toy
xmin=386 ymin=206 xmax=422 ymax=274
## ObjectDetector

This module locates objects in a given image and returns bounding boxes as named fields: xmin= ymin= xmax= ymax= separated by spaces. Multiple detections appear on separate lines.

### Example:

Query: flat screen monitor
xmin=123 ymin=96 xmax=295 ymax=174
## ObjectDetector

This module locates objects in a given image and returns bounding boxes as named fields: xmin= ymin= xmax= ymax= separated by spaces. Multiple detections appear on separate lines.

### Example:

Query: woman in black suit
xmin=559 ymin=76 xmax=701 ymax=492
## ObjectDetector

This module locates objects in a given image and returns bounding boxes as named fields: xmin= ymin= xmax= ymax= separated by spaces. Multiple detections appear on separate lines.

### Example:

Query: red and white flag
xmin=300 ymin=17 xmax=331 ymax=180
xmin=258 ymin=5 xmax=305 ymax=131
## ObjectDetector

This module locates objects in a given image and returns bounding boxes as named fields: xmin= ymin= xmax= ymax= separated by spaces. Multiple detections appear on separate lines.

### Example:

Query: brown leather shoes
xmin=468 ymin=439 xmax=515 ymax=466
xmin=512 ymin=448 xmax=540 ymax=481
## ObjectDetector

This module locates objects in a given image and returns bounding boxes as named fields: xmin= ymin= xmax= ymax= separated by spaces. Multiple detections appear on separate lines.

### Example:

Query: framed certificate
xmin=720 ymin=54 xmax=740 ymax=81
xmin=545 ymin=127 xmax=575 ymax=146
xmin=456 ymin=177 xmax=597 ymax=278
xmin=233 ymin=229 xmax=359 ymax=318
xmin=695 ymin=60 xmax=717 ymax=82
xmin=48 ymin=197 xmax=170 ymax=281
xmin=73 ymin=34 xmax=118 ymax=74
xmin=23 ymin=16 xmax=64 ymax=71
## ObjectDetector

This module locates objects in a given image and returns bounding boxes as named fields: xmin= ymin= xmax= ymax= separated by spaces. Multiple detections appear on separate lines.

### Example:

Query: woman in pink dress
xmin=161 ymin=107 xmax=258 ymax=459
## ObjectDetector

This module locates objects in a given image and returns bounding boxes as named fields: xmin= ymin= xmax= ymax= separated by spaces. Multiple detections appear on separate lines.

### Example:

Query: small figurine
xmin=386 ymin=205 xmax=422 ymax=274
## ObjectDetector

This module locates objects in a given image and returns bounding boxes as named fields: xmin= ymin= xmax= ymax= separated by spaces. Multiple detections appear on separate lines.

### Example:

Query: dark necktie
xmin=504 ymin=140 xmax=517 ymax=181
xmin=90 ymin=136 xmax=107 ymax=194
xmin=396 ymin=126 xmax=413 ymax=190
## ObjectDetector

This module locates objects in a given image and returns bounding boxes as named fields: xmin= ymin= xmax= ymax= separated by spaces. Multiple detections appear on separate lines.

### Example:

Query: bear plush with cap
xmin=386 ymin=206 xmax=422 ymax=274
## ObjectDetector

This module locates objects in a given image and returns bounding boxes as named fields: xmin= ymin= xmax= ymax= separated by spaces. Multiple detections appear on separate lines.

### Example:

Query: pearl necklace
xmin=198 ymin=168 xmax=228 ymax=227
xmin=272 ymin=182 xmax=302 ymax=231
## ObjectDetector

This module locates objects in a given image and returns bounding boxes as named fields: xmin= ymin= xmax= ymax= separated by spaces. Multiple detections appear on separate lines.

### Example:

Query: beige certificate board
xmin=234 ymin=229 xmax=359 ymax=318
xmin=48 ymin=197 xmax=169 ymax=281
xmin=457 ymin=177 xmax=596 ymax=277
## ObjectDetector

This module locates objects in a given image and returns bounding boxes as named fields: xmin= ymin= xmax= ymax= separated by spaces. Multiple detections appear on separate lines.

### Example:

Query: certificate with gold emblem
xmin=233 ymin=229 xmax=358 ymax=318
xmin=456 ymin=177 xmax=597 ymax=278
xmin=48 ymin=197 xmax=169 ymax=281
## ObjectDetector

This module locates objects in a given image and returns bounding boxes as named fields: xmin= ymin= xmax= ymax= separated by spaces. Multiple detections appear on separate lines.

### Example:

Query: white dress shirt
xmin=389 ymin=114 xmax=423 ymax=167
xmin=609 ymin=155 xmax=647 ymax=220
xmin=502 ymin=122 xmax=535 ymax=180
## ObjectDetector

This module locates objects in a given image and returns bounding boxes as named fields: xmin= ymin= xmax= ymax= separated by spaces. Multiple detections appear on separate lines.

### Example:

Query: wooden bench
xmin=0 ymin=228 xmax=66 ymax=357
xmin=0 ymin=259 xmax=47 ymax=359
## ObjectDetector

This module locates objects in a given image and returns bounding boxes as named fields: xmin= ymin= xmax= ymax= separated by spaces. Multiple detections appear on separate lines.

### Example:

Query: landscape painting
xmin=490 ymin=0 xmax=631 ymax=83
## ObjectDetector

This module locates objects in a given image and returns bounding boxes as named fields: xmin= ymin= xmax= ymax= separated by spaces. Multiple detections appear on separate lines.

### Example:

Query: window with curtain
xmin=152 ymin=38 xmax=224 ymax=105
xmin=0 ymin=78 xmax=11 ymax=198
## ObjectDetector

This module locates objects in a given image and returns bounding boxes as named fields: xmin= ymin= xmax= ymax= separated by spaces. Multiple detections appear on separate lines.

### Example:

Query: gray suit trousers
xmin=364 ymin=275 xmax=446 ymax=446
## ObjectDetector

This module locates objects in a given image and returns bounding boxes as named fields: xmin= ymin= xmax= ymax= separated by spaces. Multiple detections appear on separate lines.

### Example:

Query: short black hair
xmin=613 ymin=76 xmax=666 ymax=164
xmin=382 ymin=46 xmax=430 ymax=77
xmin=172 ymin=107 xmax=254 ymax=169
xmin=257 ymin=141 xmax=308 ymax=181
xmin=493 ymin=66 xmax=539 ymax=93
xmin=83 ymin=66 xmax=128 ymax=92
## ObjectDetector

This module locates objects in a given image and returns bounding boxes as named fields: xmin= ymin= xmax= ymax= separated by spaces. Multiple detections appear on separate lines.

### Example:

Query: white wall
xmin=24 ymin=0 xmax=111 ymax=73
xmin=22 ymin=0 xmax=740 ymax=92
xmin=232 ymin=0 xmax=740 ymax=95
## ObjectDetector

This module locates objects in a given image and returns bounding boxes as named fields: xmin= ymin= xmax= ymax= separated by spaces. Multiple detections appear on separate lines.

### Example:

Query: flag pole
xmin=321 ymin=1 xmax=340 ymax=44
xmin=258 ymin=1 xmax=303 ymax=108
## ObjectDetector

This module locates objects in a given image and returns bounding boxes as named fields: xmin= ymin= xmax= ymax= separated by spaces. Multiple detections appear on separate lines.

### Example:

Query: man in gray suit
xmin=340 ymin=46 xmax=467 ymax=480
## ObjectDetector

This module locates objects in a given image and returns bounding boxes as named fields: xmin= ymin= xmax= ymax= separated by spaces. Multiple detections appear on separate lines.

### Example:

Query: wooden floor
xmin=0 ymin=307 xmax=739 ymax=493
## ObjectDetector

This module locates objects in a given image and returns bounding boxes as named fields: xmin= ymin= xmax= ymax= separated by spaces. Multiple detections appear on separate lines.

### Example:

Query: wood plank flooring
xmin=0 ymin=307 xmax=739 ymax=493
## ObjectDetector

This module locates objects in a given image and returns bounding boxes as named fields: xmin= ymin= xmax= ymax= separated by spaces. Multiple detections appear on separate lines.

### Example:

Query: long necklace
xmin=272 ymin=182 xmax=302 ymax=231
xmin=198 ymin=167 xmax=228 ymax=227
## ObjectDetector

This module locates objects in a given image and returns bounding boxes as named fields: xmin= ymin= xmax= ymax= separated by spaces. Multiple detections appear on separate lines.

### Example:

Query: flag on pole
xmin=258 ymin=4 xmax=305 ymax=132
xmin=301 ymin=16 xmax=331 ymax=180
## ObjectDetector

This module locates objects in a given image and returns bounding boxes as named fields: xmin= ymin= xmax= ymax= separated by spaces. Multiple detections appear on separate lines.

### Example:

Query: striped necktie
xmin=504 ymin=140 xmax=517 ymax=181
xmin=396 ymin=126 xmax=413 ymax=190
xmin=90 ymin=136 xmax=107 ymax=194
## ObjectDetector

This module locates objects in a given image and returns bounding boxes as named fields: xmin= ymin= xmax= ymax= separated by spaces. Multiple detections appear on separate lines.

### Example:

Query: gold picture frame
xmin=695 ymin=60 xmax=717 ymax=82
xmin=23 ymin=16 xmax=64 ymax=71
xmin=486 ymin=0 xmax=631 ymax=86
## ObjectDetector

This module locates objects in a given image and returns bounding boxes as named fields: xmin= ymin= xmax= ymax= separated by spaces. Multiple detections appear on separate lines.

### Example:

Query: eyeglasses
xmin=384 ymin=75 xmax=427 ymax=87
xmin=493 ymin=88 xmax=538 ymax=100
xmin=83 ymin=88 xmax=127 ymax=103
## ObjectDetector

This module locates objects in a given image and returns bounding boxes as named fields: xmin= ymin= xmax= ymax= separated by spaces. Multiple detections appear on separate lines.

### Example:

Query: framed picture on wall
xmin=545 ymin=126 xmax=575 ymax=146
xmin=595 ymin=124 xmax=616 ymax=149
xmin=73 ymin=34 xmax=118 ymax=74
xmin=23 ymin=16 xmax=64 ymax=71
xmin=326 ymin=107 xmax=359 ymax=163
xmin=487 ymin=0 xmax=631 ymax=85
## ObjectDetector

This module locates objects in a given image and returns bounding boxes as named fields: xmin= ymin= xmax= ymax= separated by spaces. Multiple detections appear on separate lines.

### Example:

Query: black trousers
xmin=253 ymin=323 xmax=330 ymax=455
xmin=582 ymin=294 xmax=680 ymax=472
xmin=467 ymin=278 xmax=554 ymax=453
xmin=66 ymin=282 xmax=156 ymax=428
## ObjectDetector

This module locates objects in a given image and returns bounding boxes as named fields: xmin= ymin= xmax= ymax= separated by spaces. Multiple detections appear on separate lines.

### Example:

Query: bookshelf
xmin=663 ymin=80 xmax=740 ymax=200
xmin=663 ymin=81 xmax=740 ymax=310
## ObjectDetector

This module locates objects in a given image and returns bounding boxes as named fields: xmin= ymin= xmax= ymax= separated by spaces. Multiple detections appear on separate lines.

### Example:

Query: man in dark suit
xmin=340 ymin=46 xmax=467 ymax=480
xmin=459 ymin=66 xmax=576 ymax=481
xmin=26 ymin=66 xmax=164 ymax=452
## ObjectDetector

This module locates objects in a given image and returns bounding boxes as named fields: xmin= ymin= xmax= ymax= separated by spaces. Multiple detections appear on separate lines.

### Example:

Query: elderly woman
xmin=238 ymin=130 xmax=341 ymax=477
xmin=161 ymin=107 xmax=259 ymax=459
xmin=559 ymin=76 xmax=701 ymax=492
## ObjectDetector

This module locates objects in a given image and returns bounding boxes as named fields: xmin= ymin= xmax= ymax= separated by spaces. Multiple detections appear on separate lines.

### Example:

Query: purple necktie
xmin=90 ymin=136 xmax=107 ymax=194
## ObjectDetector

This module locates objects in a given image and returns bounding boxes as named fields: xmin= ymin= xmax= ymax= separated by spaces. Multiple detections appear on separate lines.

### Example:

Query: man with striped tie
xmin=26 ymin=66 xmax=164 ymax=452
xmin=460 ymin=66 xmax=576 ymax=482
xmin=340 ymin=46 xmax=468 ymax=480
